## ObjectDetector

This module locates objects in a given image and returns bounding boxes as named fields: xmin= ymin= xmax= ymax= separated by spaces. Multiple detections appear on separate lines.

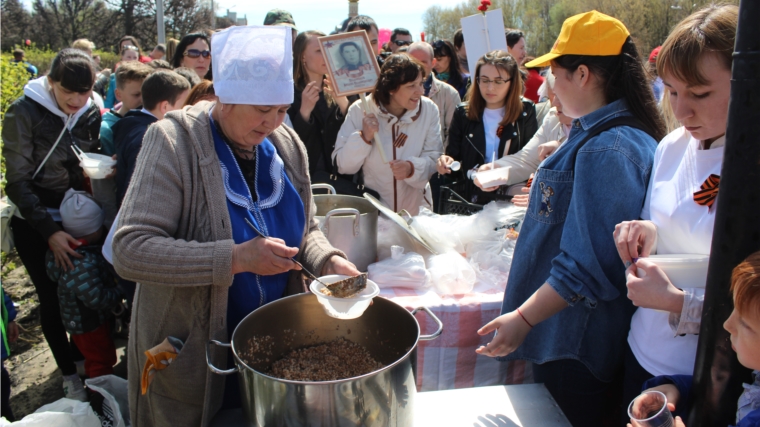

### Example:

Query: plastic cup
xmin=628 ymin=391 xmax=674 ymax=427
xmin=80 ymin=153 xmax=116 ymax=179
xmin=309 ymin=275 xmax=380 ymax=320
xmin=472 ymin=166 xmax=511 ymax=187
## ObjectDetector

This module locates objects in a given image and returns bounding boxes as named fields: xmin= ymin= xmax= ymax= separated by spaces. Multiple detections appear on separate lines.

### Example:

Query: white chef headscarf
xmin=211 ymin=25 xmax=294 ymax=105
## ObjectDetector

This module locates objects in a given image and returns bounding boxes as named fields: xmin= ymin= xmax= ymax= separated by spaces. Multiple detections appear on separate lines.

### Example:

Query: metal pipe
xmin=156 ymin=0 xmax=165 ymax=44
xmin=688 ymin=1 xmax=760 ymax=426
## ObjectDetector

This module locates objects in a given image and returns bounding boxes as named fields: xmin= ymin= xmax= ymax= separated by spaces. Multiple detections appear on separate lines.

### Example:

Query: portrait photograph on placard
xmin=318 ymin=31 xmax=381 ymax=97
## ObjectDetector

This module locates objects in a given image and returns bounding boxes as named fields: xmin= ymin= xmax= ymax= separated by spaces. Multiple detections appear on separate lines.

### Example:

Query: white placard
xmin=461 ymin=9 xmax=509 ymax=77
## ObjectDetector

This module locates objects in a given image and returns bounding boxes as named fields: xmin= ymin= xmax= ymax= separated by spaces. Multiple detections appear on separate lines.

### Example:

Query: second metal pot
xmin=312 ymin=184 xmax=378 ymax=271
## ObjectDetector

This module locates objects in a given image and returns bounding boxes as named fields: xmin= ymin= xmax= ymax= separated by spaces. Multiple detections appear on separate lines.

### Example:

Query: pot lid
xmin=363 ymin=193 xmax=438 ymax=255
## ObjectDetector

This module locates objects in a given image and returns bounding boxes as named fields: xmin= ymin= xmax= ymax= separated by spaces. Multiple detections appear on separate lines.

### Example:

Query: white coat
xmin=333 ymin=95 xmax=442 ymax=215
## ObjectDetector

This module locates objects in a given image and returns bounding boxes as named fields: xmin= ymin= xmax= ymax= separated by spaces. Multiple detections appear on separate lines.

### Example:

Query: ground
xmin=2 ymin=251 xmax=127 ymax=420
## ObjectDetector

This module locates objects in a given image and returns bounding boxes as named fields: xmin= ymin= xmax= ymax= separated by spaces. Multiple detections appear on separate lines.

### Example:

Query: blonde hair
xmin=657 ymin=4 xmax=738 ymax=87
xmin=659 ymin=89 xmax=680 ymax=134
xmin=71 ymin=39 xmax=95 ymax=53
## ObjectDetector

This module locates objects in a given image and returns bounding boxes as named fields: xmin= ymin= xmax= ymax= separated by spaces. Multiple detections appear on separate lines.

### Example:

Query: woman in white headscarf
xmin=112 ymin=26 xmax=359 ymax=427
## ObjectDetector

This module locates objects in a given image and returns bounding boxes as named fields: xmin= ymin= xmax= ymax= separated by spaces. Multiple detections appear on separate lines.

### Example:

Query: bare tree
xmin=1 ymin=0 xmax=32 ymax=50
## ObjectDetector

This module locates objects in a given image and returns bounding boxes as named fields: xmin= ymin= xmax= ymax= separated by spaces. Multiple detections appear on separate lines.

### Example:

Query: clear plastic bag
xmin=368 ymin=246 xmax=430 ymax=289
xmin=376 ymin=216 xmax=422 ymax=261
xmin=427 ymin=251 xmax=477 ymax=295
xmin=409 ymin=208 xmax=476 ymax=254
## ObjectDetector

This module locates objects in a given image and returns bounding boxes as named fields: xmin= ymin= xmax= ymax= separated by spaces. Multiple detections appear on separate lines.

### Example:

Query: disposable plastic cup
xmin=80 ymin=153 xmax=116 ymax=179
xmin=309 ymin=275 xmax=379 ymax=320
xmin=628 ymin=391 xmax=674 ymax=427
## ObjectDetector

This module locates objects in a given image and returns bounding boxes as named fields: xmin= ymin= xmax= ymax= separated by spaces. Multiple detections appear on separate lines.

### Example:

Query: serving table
xmin=379 ymin=286 xmax=531 ymax=391
xmin=210 ymin=383 xmax=570 ymax=426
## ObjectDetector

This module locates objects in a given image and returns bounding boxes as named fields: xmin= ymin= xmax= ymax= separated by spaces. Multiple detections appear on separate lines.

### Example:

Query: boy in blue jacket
xmin=632 ymin=250 xmax=760 ymax=427
xmin=1 ymin=286 xmax=18 ymax=421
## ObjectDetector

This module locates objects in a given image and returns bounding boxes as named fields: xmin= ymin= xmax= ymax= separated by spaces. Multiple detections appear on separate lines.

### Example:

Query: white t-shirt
xmin=482 ymin=107 xmax=505 ymax=164
xmin=627 ymin=127 xmax=724 ymax=377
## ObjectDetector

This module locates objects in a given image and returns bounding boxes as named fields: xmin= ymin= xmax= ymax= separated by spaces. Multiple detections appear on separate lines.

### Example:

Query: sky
xmin=214 ymin=0 xmax=466 ymax=40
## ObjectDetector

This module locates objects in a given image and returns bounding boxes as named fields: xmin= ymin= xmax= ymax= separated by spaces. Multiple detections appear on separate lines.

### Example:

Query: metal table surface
xmin=210 ymin=383 xmax=571 ymax=426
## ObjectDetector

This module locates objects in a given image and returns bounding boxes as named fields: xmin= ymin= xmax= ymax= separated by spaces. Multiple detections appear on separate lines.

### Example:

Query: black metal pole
xmin=688 ymin=1 xmax=760 ymax=426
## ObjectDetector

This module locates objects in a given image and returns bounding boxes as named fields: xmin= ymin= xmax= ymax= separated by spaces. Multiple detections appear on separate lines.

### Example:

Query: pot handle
xmin=322 ymin=208 xmax=361 ymax=236
xmin=206 ymin=340 xmax=239 ymax=375
xmin=412 ymin=307 xmax=443 ymax=341
xmin=311 ymin=183 xmax=336 ymax=195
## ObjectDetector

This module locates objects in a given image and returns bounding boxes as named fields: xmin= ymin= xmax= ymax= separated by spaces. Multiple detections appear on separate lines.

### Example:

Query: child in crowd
xmin=93 ymin=62 xmax=155 ymax=229
xmin=1 ymin=287 xmax=18 ymax=421
xmin=631 ymin=250 xmax=760 ymax=427
xmin=114 ymin=70 xmax=190 ymax=206
xmin=45 ymin=189 xmax=122 ymax=393
xmin=104 ymin=45 xmax=142 ymax=109
xmin=99 ymin=62 xmax=154 ymax=156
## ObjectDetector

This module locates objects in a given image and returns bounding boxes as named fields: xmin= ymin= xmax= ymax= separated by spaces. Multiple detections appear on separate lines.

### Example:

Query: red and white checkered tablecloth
xmin=379 ymin=286 xmax=532 ymax=392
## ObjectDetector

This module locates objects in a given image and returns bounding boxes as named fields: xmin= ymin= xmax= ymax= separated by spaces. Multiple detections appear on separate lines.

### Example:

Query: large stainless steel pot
xmin=206 ymin=294 xmax=442 ymax=427
xmin=312 ymin=184 xmax=378 ymax=271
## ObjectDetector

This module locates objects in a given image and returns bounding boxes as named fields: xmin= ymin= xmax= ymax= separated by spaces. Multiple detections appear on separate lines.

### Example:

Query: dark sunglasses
xmin=393 ymin=40 xmax=412 ymax=47
xmin=184 ymin=49 xmax=211 ymax=59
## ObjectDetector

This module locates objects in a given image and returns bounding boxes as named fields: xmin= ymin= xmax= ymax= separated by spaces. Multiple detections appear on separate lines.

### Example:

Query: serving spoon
xmin=244 ymin=218 xmax=367 ymax=298
xmin=244 ymin=218 xmax=328 ymax=287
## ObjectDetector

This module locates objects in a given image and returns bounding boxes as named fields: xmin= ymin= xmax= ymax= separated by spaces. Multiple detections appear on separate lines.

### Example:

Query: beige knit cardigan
xmin=113 ymin=101 xmax=343 ymax=427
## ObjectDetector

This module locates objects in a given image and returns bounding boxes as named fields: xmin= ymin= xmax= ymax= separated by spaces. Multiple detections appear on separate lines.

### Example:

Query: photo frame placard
xmin=318 ymin=31 xmax=381 ymax=98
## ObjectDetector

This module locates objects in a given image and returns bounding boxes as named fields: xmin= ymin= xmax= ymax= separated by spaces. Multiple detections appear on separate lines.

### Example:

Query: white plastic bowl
xmin=474 ymin=166 xmax=511 ymax=188
xmin=644 ymin=254 xmax=710 ymax=289
xmin=80 ymin=153 xmax=116 ymax=179
xmin=309 ymin=274 xmax=380 ymax=319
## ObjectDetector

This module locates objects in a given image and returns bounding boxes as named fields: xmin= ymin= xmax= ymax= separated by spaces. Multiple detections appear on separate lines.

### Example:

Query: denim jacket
xmin=500 ymin=99 xmax=657 ymax=381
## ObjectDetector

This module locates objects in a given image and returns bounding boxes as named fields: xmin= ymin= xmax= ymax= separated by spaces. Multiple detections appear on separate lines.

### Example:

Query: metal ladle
xmin=244 ymin=218 xmax=328 ymax=287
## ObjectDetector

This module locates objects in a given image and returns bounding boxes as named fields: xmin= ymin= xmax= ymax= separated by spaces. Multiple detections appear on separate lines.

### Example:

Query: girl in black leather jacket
xmin=2 ymin=48 xmax=101 ymax=399
xmin=437 ymin=50 xmax=538 ymax=204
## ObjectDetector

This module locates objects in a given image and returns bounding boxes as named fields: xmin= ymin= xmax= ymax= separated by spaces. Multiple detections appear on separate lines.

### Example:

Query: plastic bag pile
xmin=370 ymin=201 xmax=526 ymax=295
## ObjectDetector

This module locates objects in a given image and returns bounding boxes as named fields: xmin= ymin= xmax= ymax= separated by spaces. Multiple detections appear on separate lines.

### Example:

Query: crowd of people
xmin=0 ymin=3 xmax=757 ymax=427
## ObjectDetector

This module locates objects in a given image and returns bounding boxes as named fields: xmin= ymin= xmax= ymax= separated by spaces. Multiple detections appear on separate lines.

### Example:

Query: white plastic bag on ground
xmin=85 ymin=375 xmax=130 ymax=427
xmin=427 ymin=251 xmax=477 ymax=295
xmin=368 ymin=246 xmax=430 ymax=289
xmin=9 ymin=398 xmax=100 ymax=427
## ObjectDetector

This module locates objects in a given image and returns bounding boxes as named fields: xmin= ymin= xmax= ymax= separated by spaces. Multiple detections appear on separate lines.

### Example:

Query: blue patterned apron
xmin=209 ymin=113 xmax=305 ymax=408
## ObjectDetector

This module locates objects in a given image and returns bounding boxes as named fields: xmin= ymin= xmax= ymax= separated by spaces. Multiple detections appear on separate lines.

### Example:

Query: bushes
xmin=5 ymin=44 xmax=119 ymax=75
xmin=1 ymin=56 xmax=32 ymax=189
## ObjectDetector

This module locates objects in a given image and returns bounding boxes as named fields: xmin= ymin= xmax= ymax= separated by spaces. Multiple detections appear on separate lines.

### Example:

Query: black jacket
xmin=2 ymin=97 xmax=101 ymax=240
xmin=287 ymin=86 xmax=350 ymax=175
xmin=446 ymin=98 xmax=538 ymax=203
xmin=113 ymin=110 xmax=157 ymax=205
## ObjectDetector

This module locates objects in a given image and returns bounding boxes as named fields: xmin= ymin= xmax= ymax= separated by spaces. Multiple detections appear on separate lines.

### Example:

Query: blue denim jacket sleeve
xmin=547 ymin=144 xmax=651 ymax=307
xmin=642 ymin=374 xmax=692 ymax=420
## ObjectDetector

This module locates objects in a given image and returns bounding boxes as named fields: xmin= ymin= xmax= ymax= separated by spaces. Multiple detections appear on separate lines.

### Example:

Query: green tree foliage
xmin=0 ymin=55 xmax=32 ymax=189
xmin=424 ymin=0 xmax=740 ymax=58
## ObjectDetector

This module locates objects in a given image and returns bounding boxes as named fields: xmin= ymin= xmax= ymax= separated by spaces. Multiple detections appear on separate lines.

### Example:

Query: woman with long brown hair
xmin=287 ymin=30 xmax=358 ymax=193
xmin=437 ymin=50 xmax=537 ymax=204
xmin=476 ymin=11 xmax=665 ymax=426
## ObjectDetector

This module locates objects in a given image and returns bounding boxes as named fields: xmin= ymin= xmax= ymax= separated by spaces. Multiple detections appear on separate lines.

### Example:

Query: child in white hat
xmin=45 ymin=189 xmax=122 ymax=398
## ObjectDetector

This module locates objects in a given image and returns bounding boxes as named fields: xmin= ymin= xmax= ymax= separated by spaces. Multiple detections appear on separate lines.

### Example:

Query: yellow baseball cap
xmin=525 ymin=11 xmax=630 ymax=68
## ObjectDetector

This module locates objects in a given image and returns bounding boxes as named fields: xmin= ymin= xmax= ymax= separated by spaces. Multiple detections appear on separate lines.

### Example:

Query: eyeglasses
xmin=477 ymin=77 xmax=512 ymax=86
xmin=184 ymin=49 xmax=211 ymax=59
xmin=393 ymin=40 xmax=412 ymax=47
